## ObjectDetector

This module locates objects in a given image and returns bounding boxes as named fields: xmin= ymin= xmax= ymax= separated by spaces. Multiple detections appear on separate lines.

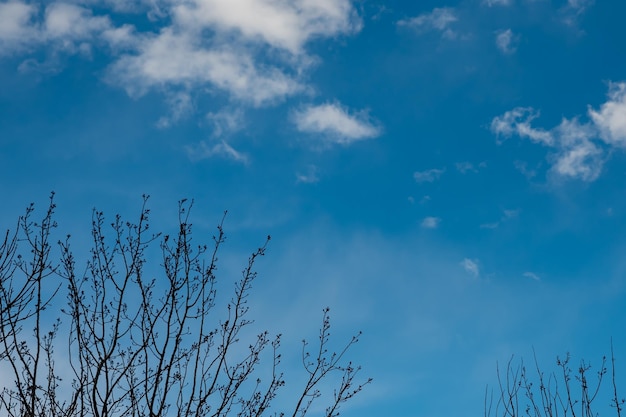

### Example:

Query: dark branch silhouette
xmin=486 ymin=346 xmax=625 ymax=417
xmin=0 ymin=194 xmax=371 ymax=417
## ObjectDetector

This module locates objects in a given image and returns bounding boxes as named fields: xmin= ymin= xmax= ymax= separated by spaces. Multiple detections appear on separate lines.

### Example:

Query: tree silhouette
xmin=486 ymin=347 xmax=625 ymax=417
xmin=0 ymin=194 xmax=370 ymax=417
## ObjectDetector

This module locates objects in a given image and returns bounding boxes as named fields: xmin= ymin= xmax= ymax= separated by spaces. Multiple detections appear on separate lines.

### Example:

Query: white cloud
xmin=206 ymin=108 xmax=245 ymax=138
xmin=0 ymin=1 xmax=38 ymax=53
xmin=172 ymin=0 xmax=361 ymax=54
xmin=523 ymin=271 xmax=541 ymax=281
xmin=588 ymin=82 xmax=626 ymax=147
xmin=156 ymin=91 xmax=194 ymax=128
xmin=2 ymin=0 xmax=364 ymax=118
xmin=461 ymin=258 xmax=479 ymax=278
xmin=480 ymin=208 xmax=520 ymax=229
xmin=296 ymin=165 xmax=320 ymax=184
xmin=413 ymin=168 xmax=445 ymax=183
xmin=108 ymin=30 xmax=304 ymax=105
xmin=103 ymin=0 xmax=362 ymax=107
xmin=568 ymin=0 xmax=593 ymax=7
xmin=185 ymin=140 xmax=249 ymax=163
xmin=292 ymin=103 xmax=381 ymax=144
xmin=70 ymin=0 xmax=161 ymax=14
xmin=44 ymin=3 xmax=111 ymax=40
xmin=495 ymin=29 xmax=517 ymax=54
xmin=503 ymin=209 xmax=519 ymax=219
xmin=483 ymin=0 xmax=512 ymax=6
xmin=492 ymin=106 xmax=605 ymax=181
xmin=514 ymin=160 xmax=538 ymax=179
xmin=550 ymin=142 xmax=602 ymax=181
xmin=560 ymin=0 xmax=594 ymax=26
xmin=100 ymin=24 xmax=138 ymax=50
xmin=520 ymin=82 xmax=626 ymax=181
xmin=491 ymin=107 xmax=554 ymax=145
xmin=550 ymin=117 xmax=603 ymax=181
xmin=421 ymin=217 xmax=441 ymax=229
xmin=491 ymin=92 xmax=625 ymax=182
xmin=455 ymin=161 xmax=485 ymax=174
xmin=0 ymin=1 xmax=114 ymax=55
xmin=455 ymin=162 xmax=475 ymax=174
xmin=397 ymin=7 xmax=458 ymax=39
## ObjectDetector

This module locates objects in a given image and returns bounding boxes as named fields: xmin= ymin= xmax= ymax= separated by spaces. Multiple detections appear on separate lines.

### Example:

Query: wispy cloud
xmin=503 ymin=209 xmax=520 ymax=219
xmin=421 ymin=217 xmax=441 ymax=229
xmin=491 ymin=107 xmax=554 ymax=145
xmin=296 ymin=165 xmax=320 ymax=184
xmin=397 ymin=7 xmax=458 ymax=39
xmin=483 ymin=0 xmax=513 ymax=6
xmin=560 ymin=0 xmax=595 ymax=26
xmin=461 ymin=258 xmax=480 ymax=277
xmin=490 ymin=83 xmax=626 ymax=182
xmin=523 ymin=271 xmax=541 ymax=281
xmin=513 ymin=160 xmax=538 ymax=179
xmin=206 ymin=108 xmax=245 ymax=138
xmin=414 ymin=168 xmax=445 ymax=183
xmin=156 ymin=91 xmax=194 ymax=128
xmin=456 ymin=161 xmax=486 ymax=174
xmin=185 ymin=140 xmax=249 ymax=164
xmin=292 ymin=103 xmax=381 ymax=145
xmin=481 ymin=208 xmax=520 ymax=229
xmin=495 ymin=29 xmax=518 ymax=54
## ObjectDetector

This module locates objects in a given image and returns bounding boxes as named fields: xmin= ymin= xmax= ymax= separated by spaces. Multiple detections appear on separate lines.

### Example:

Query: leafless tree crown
xmin=0 ymin=194 xmax=371 ymax=417
xmin=486 ymin=347 xmax=625 ymax=417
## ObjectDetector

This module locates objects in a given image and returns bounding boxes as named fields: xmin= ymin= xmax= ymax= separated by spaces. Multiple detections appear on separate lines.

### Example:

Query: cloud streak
xmin=523 ymin=272 xmax=541 ymax=281
xmin=185 ymin=140 xmax=249 ymax=164
xmin=397 ymin=7 xmax=458 ymax=39
xmin=483 ymin=0 xmax=512 ymax=6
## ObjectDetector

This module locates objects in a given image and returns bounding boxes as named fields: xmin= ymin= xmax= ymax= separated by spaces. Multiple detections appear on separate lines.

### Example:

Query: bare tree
xmin=486 ymin=346 xmax=625 ymax=417
xmin=0 ymin=194 xmax=371 ymax=417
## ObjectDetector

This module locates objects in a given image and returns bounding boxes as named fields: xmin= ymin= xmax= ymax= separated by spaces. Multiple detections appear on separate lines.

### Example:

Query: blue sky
xmin=2 ymin=0 xmax=626 ymax=415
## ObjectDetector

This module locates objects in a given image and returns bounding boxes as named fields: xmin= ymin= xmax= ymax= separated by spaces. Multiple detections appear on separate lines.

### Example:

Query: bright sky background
xmin=2 ymin=0 xmax=626 ymax=416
